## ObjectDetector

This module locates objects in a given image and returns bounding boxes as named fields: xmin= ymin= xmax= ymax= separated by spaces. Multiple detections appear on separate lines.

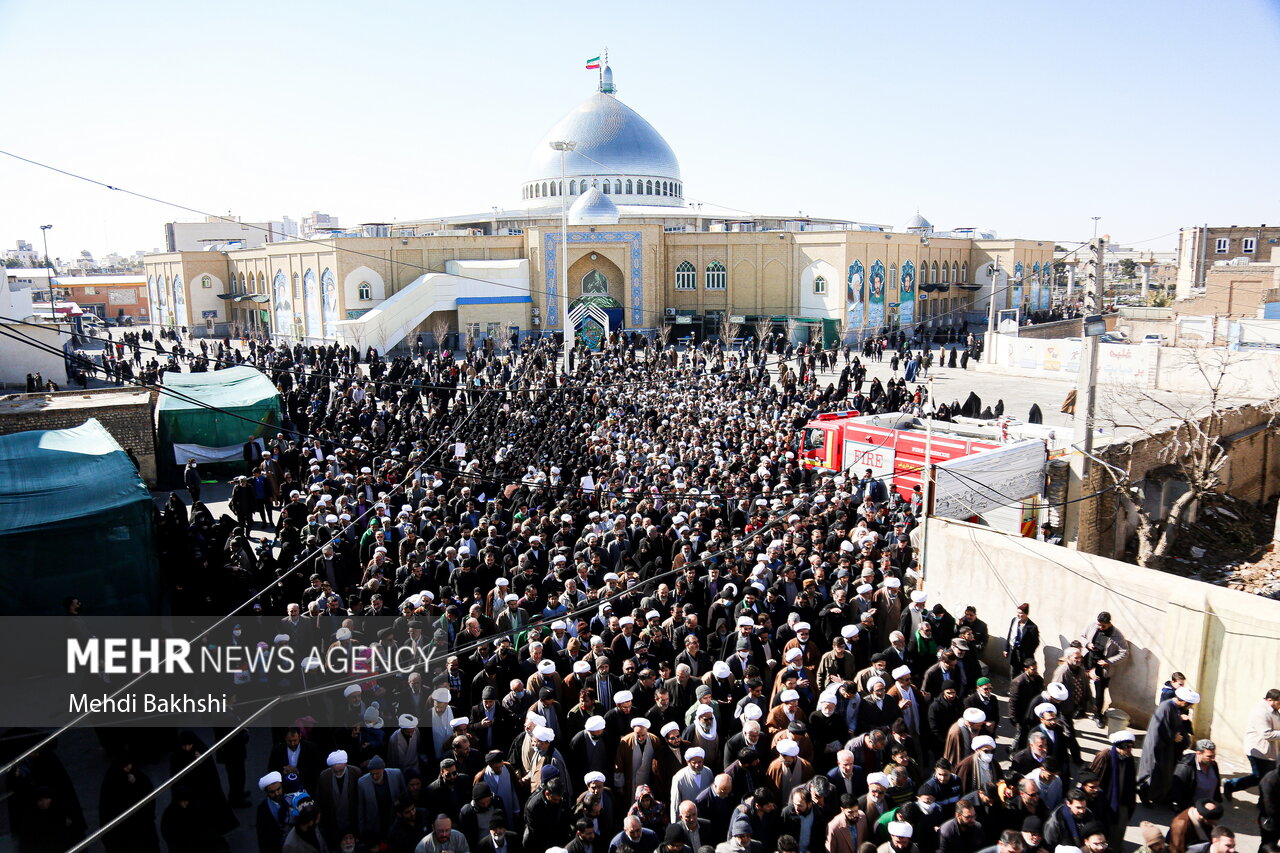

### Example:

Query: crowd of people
xmin=6 ymin=329 xmax=1278 ymax=853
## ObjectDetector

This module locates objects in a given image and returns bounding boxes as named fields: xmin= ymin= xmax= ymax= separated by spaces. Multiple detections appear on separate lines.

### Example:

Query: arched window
xmin=675 ymin=260 xmax=696 ymax=290
xmin=201 ymin=275 xmax=212 ymax=289
xmin=292 ymin=272 xmax=301 ymax=299
xmin=239 ymin=273 xmax=246 ymax=292
xmin=646 ymin=180 xmax=654 ymax=195
xmin=889 ymin=265 xmax=898 ymax=289
xmin=952 ymin=261 xmax=960 ymax=282
xmin=569 ymin=180 xmax=576 ymax=195
xmin=942 ymin=262 xmax=950 ymax=284
xmin=257 ymin=272 xmax=265 ymax=291
xmin=358 ymin=282 xmax=372 ymax=301
xmin=550 ymin=182 xmax=557 ymax=196
xmin=931 ymin=262 xmax=939 ymax=284
xmin=602 ymin=181 xmax=610 ymax=194
xmin=813 ymin=275 xmax=827 ymax=295
xmin=626 ymin=179 xmax=633 ymax=194
xmin=705 ymin=260 xmax=727 ymax=290
xmin=542 ymin=182 xmax=548 ymax=196
xmin=961 ymin=262 xmax=968 ymax=283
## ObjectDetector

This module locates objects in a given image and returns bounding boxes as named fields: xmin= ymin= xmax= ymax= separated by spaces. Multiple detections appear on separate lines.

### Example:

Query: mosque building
xmin=143 ymin=63 xmax=1054 ymax=351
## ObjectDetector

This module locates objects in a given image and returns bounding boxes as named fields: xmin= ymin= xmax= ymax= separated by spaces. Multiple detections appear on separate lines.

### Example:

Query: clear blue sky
xmin=2 ymin=0 xmax=1277 ymax=260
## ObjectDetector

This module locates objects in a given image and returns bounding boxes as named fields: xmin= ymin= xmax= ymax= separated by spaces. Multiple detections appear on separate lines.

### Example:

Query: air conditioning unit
xmin=664 ymin=308 xmax=677 ymax=317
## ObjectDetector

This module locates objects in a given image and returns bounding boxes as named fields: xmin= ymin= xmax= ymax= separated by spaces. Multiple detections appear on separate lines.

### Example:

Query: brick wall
xmin=0 ymin=390 xmax=157 ymax=485
xmin=1077 ymin=403 xmax=1280 ymax=559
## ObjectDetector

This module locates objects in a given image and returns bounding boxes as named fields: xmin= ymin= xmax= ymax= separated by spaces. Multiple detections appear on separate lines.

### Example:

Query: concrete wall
xmin=0 ymin=322 xmax=67 ymax=390
xmin=923 ymin=518 xmax=1280 ymax=753
xmin=0 ymin=389 xmax=157 ymax=484
xmin=978 ymin=333 xmax=1280 ymax=399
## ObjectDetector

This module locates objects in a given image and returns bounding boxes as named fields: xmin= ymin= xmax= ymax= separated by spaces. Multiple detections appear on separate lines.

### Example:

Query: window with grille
xmin=706 ymin=261 xmax=727 ymax=290
xmin=675 ymin=261 xmax=696 ymax=290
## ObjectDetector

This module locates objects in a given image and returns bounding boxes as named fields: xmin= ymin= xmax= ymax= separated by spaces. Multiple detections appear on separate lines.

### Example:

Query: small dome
xmin=569 ymin=183 xmax=620 ymax=225
xmin=903 ymin=212 xmax=933 ymax=233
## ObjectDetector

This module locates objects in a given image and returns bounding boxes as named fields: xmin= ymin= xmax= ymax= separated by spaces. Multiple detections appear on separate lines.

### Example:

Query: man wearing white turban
xmin=1138 ymin=687 xmax=1199 ymax=805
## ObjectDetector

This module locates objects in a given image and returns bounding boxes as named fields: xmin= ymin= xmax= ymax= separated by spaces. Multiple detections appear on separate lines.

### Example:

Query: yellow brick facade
xmin=145 ymin=229 xmax=1053 ymax=346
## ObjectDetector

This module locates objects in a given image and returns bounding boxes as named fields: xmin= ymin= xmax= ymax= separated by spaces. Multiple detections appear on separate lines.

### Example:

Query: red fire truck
xmin=801 ymin=412 xmax=1059 ymax=533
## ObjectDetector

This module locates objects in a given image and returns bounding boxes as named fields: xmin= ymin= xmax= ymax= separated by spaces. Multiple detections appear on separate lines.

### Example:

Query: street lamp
xmin=1091 ymin=216 xmax=1101 ymax=239
xmin=39 ymin=225 xmax=54 ymax=317
xmin=550 ymin=139 xmax=576 ymax=375
xmin=984 ymin=256 xmax=1000 ymax=363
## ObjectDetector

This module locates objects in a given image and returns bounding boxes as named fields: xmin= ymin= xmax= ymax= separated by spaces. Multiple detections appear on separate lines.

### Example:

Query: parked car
xmin=1100 ymin=332 xmax=1130 ymax=344
xmin=1141 ymin=334 xmax=1166 ymax=346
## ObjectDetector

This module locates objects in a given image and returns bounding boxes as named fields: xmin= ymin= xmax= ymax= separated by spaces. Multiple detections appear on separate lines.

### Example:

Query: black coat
xmin=1007 ymin=673 xmax=1045 ymax=729
xmin=266 ymin=740 xmax=325 ymax=792
xmin=257 ymin=799 xmax=288 ymax=853
xmin=1005 ymin=618 xmax=1040 ymax=666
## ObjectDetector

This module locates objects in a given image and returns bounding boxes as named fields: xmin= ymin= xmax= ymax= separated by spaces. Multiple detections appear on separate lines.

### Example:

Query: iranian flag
xmin=585 ymin=56 xmax=601 ymax=69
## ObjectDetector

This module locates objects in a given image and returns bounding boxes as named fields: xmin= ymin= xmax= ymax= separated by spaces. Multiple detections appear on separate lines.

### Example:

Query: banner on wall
xmin=1042 ymin=264 xmax=1053 ymax=311
xmin=846 ymin=260 xmax=865 ymax=335
xmin=1030 ymin=263 xmax=1041 ymax=314
xmin=1013 ymin=261 xmax=1024 ymax=310
xmin=867 ymin=260 xmax=886 ymax=332
xmin=899 ymin=261 xmax=916 ymax=328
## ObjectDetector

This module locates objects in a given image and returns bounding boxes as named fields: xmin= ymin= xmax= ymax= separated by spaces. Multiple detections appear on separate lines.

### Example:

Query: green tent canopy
xmin=0 ymin=418 xmax=158 ymax=615
xmin=156 ymin=366 xmax=282 ymax=481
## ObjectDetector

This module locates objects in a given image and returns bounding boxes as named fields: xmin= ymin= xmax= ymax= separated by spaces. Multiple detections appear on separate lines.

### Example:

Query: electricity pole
xmin=550 ymin=140 xmax=576 ymax=376
xmin=40 ymin=225 xmax=55 ymax=316
xmin=1065 ymin=236 xmax=1106 ymax=547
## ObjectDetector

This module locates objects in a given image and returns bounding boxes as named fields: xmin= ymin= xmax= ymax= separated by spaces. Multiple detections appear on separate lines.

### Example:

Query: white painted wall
xmin=444 ymin=259 xmax=530 ymax=300
xmin=979 ymin=332 xmax=1280 ymax=399
xmin=343 ymin=265 xmax=385 ymax=309
xmin=799 ymin=260 xmax=840 ymax=319
xmin=333 ymin=260 xmax=531 ymax=353
xmin=0 ymin=322 xmax=68 ymax=388
xmin=186 ymin=273 xmax=224 ymax=328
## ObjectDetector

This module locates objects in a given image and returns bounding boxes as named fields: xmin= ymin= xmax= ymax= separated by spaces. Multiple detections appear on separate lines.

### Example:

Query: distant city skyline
xmin=2 ymin=0 xmax=1277 ymax=260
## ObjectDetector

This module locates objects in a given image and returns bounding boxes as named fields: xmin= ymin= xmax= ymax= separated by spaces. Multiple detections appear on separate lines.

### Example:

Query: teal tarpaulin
xmin=156 ymin=366 xmax=281 ymax=482
xmin=0 ymin=418 xmax=158 ymax=615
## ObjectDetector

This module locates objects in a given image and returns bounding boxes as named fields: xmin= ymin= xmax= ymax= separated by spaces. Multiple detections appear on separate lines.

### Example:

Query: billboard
xmin=933 ymin=439 xmax=1046 ymax=520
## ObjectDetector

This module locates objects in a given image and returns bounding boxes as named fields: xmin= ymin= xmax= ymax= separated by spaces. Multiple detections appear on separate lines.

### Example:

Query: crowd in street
xmin=6 ymin=330 xmax=1278 ymax=853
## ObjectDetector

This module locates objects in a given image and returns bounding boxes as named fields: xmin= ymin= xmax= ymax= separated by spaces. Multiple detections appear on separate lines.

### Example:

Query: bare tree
xmin=463 ymin=326 xmax=476 ymax=357
xmin=431 ymin=315 xmax=450 ymax=354
xmin=1093 ymin=349 xmax=1279 ymax=568
xmin=718 ymin=313 xmax=742 ymax=351
xmin=831 ymin=316 xmax=848 ymax=349
xmin=753 ymin=316 xmax=772 ymax=348
xmin=785 ymin=316 xmax=801 ymax=348
xmin=655 ymin=322 xmax=672 ymax=350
